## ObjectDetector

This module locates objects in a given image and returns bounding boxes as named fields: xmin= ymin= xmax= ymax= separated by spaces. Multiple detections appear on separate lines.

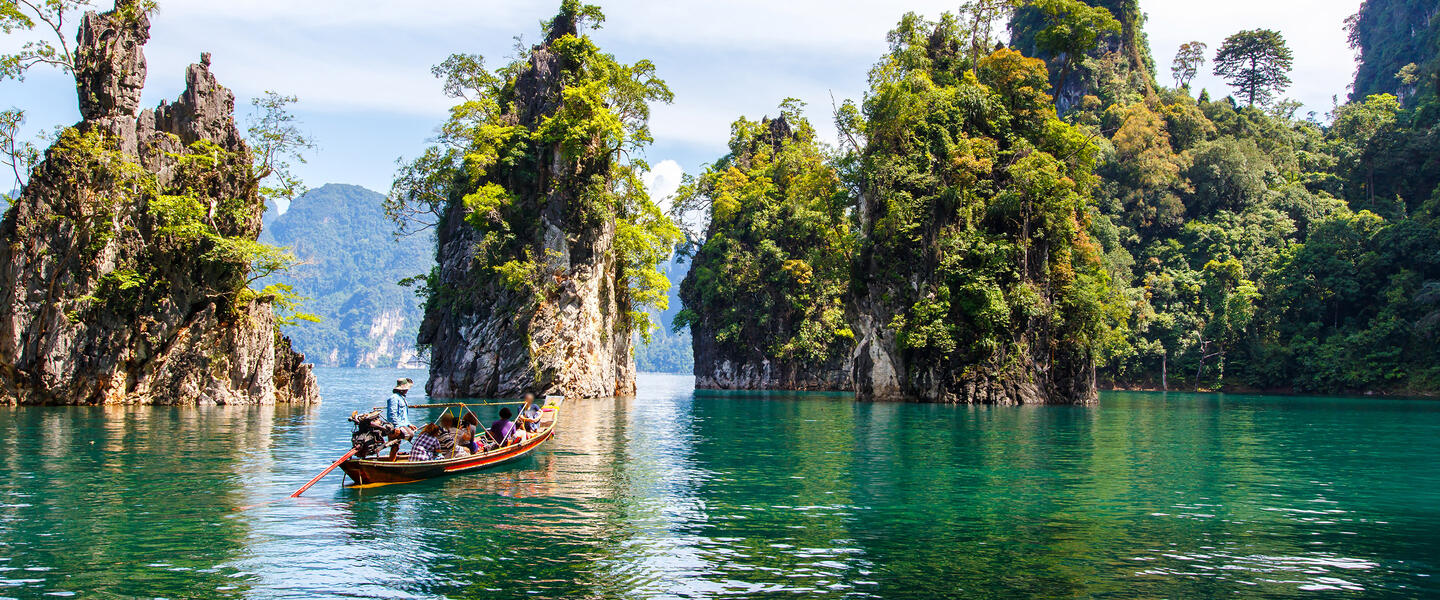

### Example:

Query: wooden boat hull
xmin=339 ymin=404 xmax=559 ymax=487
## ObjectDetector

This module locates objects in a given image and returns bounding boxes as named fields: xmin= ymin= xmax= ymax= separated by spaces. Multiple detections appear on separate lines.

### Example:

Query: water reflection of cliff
xmin=0 ymin=404 xmax=296 ymax=596
xmin=6 ymin=375 xmax=1424 ymax=598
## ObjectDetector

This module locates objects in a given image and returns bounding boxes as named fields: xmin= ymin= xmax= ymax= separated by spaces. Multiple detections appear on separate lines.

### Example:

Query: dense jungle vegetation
xmin=672 ymin=105 xmax=856 ymax=372
xmin=677 ymin=0 xmax=1440 ymax=394
xmin=387 ymin=0 xmax=679 ymax=343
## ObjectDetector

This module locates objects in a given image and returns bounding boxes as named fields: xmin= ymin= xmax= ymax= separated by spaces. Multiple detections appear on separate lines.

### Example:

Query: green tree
xmin=1029 ymin=0 xmax=1121 ymax=93
xmin=1212 ymin=29 xmax=1294 ymax=107
xmin=246 ymin=91 xmax=315 ymax=206
xmin=673 ymin=103 xmax=854 ymax=367
xmin=1171 ymin=41 xmax=1206 ymax=89
xmin=387 ymin=0 xmax=680 ymax=338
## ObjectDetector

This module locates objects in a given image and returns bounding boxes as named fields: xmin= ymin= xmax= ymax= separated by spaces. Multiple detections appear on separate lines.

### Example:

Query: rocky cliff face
xmin=420 ymin=12 xmax=635 ymax=400
xmin=692 ymin=341 xmax=852 ymax=391
xmin=0 ymin=5 xmax=317 ymax=405
xmin=1009 ymin=0 xmax=1156 ymax=112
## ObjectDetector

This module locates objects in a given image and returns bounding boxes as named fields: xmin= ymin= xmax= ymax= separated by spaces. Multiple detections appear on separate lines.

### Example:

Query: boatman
xmin=386 ymin=377 xmax=417 ymax=460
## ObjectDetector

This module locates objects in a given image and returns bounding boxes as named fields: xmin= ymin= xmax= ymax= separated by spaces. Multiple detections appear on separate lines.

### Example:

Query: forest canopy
xmin=672 ymin=0 xmax=1440 ymax=397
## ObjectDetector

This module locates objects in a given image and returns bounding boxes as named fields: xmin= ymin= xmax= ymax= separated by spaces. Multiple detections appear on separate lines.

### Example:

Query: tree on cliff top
xmin=1213 ymin=29 xmax=1294 ymax=107
xmin=386 ymin=0 xmax=680 ymax=338
xmin=847 ymin=9 xmax=1127 ymax=402
xmin=1171 ymin=41 xmax=1206 ymax=90
xmin=1029 ymin=0 xmax=1121 ymax=95
xmin=672 ymin=101 xmax=854 ymax=367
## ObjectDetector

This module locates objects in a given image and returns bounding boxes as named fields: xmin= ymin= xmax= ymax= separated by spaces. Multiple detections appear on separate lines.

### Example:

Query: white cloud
xmin=643 ymin=159 xmax=685 ymax=211
xmin=3 ymin=0 xmax=1368 ymax=191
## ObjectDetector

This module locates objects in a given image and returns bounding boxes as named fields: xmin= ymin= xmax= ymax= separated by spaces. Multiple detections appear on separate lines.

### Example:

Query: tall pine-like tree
xmin=1213 ymin=29 xmax=1294 ymax=107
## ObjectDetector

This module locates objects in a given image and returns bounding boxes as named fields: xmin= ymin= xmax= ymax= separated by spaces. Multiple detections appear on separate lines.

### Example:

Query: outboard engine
xmin=349 ymin=409 xmax=395 ymax=458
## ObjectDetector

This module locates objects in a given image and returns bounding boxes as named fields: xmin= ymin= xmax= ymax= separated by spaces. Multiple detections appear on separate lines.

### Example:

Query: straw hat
xmin=394 ymin=377 xmax=414 ymax=392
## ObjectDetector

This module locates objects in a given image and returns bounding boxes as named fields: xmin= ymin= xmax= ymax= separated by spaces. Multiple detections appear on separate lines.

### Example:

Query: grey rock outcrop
xmin=692 ymin=339 xmax=852 ymax=392
xmin=420 ymin=11 xmax=634 ymax=400
xmin=0 ymin=4 xmax=318 ymax=405
xmin=850 ymin=258 xmax=1098 ymax=407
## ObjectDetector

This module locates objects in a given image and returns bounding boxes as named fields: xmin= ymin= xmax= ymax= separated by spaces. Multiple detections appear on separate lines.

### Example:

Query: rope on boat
xmin=407 ymin=401 xmax=529 ymax=409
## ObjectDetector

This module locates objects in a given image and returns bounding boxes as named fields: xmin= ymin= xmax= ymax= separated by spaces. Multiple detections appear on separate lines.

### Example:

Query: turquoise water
xmin=0 ymin=369 xmax=1437 ymax=598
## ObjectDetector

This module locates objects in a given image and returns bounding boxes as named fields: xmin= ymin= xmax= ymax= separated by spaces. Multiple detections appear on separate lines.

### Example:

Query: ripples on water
xmin=0 ymin=369 xmax=1437 ymax=598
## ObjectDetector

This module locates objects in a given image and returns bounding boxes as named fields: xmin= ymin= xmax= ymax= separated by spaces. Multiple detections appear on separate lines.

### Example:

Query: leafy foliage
xmin=1068 ymin=54 xmax=1440 ymax=393
xmin=674 ymin=103 xmax=854 ymax=365
xmin=388 ymin=0 xmax=680 ymax=340
xmin=851 ymin=11 xmax=1126 ymax=395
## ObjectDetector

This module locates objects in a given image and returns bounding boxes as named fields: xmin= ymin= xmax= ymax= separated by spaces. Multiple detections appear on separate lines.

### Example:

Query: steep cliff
xmin=1347 ymin=0 xmax=1440 ymax=102
xmin=260 ymin=184 xmax=430 ymax=368
xmin=0 ymin=5 xmax=317 ymax=405
xmin=675 ymin=112 xmax=854 ymax=391
xmin=1010 ymin=0 xmax=1156 ymax=112
xmin=848 ymin=17 xmax=1115 ymax=404
xmin=405 ymin=2 xmax=677 ymax=399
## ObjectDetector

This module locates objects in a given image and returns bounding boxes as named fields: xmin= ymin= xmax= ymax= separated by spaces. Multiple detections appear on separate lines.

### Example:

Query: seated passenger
xmin=409 ymin=423 xmax=442 ymax=461
xmin=517 ymin=393 xmax=543 ymax=433
xmin=459 ymin=412 xmax=482 ymax=454
xmin=436 ymin=413 xmax=465 ymax=458
xmin=489 ymin=407 xmax=518 ymax=446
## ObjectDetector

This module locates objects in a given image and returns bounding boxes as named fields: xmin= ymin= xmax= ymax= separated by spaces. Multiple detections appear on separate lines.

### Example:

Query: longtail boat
xmin=338 ymin=397 xmax=563 ymax=488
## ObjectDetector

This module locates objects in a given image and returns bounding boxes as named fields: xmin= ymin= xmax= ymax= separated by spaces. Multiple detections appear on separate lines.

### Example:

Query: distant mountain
xmin=260 ymin=184 xmax=433 ymax=368
xmin=633 ymin=256 xmax=694 ymax=374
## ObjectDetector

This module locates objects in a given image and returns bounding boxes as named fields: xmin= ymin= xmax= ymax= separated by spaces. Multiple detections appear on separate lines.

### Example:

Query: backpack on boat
xmin=349 ymin=409 xmax=395 ymax=458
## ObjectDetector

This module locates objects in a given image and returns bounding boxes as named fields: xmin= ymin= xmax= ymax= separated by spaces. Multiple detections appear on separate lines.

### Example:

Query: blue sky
xmin=4 ymin=0 xmax=1364 ymax=204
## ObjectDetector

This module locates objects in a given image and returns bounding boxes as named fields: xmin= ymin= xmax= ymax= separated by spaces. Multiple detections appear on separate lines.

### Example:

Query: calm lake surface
xmin=1 ymin=369 xmax=1437 ymax=598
